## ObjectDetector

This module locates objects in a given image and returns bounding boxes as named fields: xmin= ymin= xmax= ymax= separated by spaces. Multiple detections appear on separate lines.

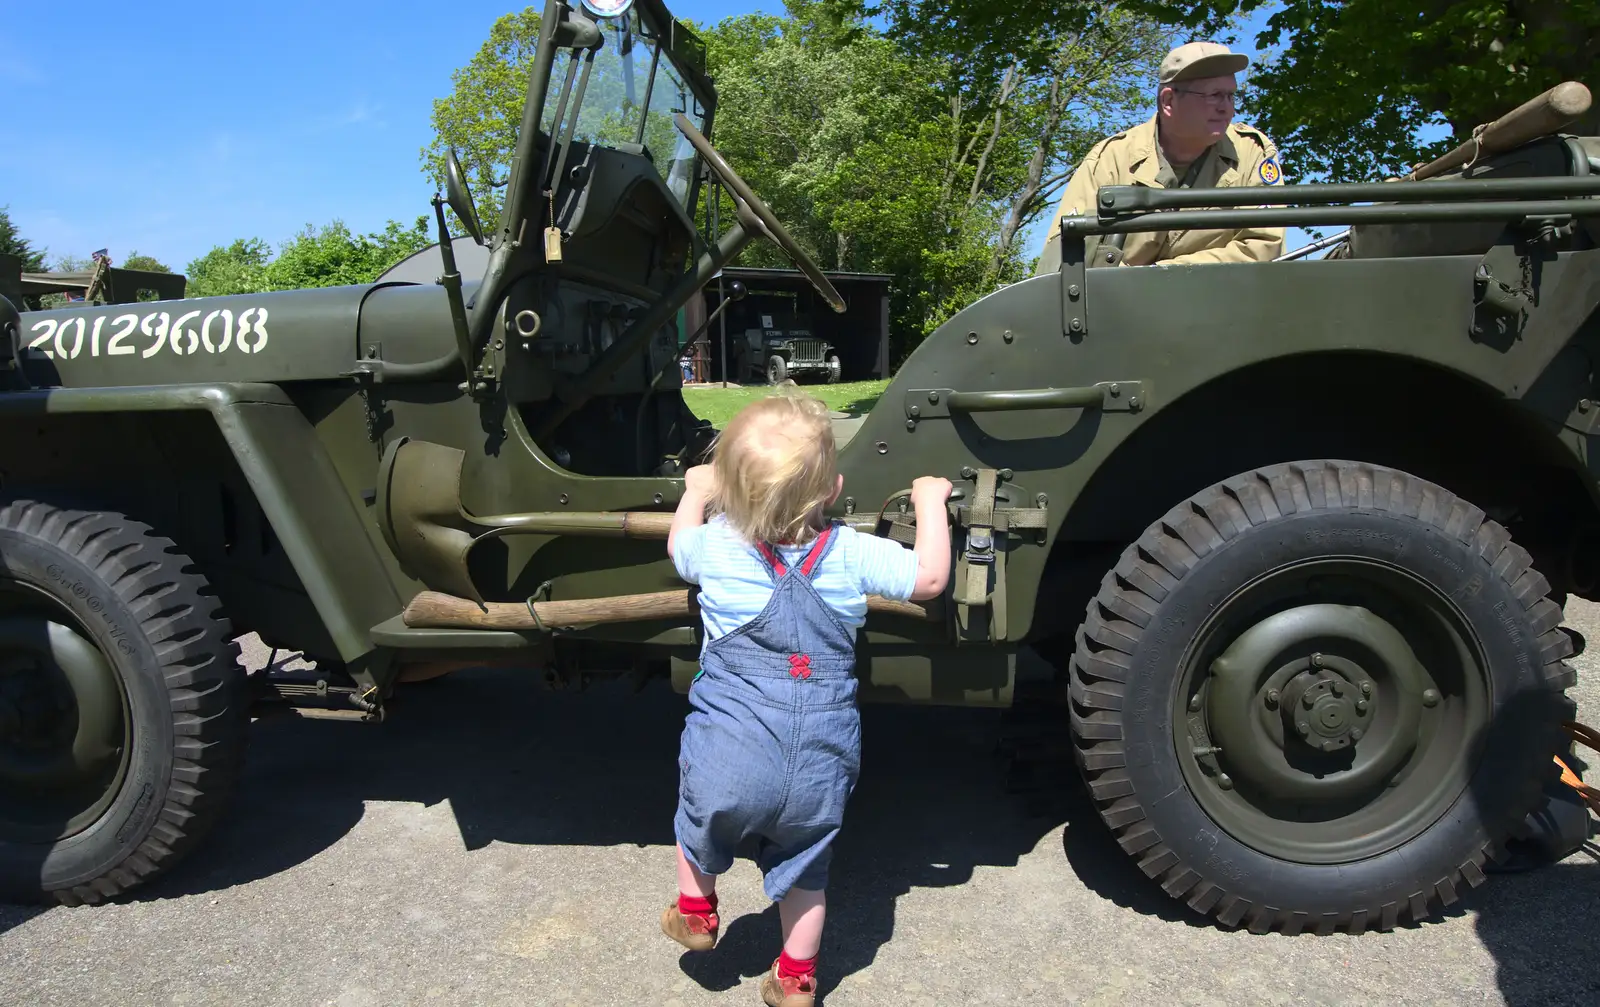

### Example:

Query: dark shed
xmin=686 ymin=266 xmax=892 ymax=385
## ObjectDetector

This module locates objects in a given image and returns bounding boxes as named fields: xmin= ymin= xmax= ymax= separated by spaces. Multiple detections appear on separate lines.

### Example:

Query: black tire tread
xmin=1067 ymin=460 xmax=1576 ymax=934
xmin=0 ymin=497 xmax=244 ymax=906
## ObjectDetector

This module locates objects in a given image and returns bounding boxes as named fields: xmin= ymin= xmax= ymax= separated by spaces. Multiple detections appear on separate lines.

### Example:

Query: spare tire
xmin=0 ymin=498 xmax=245 ymax=904
xmin=1069 ymin=460 xmax=1576 ymax=934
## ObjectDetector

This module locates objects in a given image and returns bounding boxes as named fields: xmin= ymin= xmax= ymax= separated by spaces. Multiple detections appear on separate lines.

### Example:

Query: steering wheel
xmin=674 ymin=113 xmax=847 ymax=314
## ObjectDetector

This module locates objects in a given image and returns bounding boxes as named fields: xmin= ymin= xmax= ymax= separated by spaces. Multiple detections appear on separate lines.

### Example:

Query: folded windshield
xmin=540 ymin=6 xmax=710 ymax=209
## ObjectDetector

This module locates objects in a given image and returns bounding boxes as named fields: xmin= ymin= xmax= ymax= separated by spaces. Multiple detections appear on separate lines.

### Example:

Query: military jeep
xmin=742 ymin=325 xmax=841 ymax=385
xmin=1 ymin=0 xmax=1597 ymax=935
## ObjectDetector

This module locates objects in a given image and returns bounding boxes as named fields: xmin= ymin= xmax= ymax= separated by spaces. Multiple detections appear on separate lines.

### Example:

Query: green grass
xmin=682 ymin=379 xmax=891 ymax=428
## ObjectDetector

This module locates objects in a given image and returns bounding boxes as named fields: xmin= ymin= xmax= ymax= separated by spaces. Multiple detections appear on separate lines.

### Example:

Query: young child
xmin=660 ymin=388 xmax=952 ymax=1007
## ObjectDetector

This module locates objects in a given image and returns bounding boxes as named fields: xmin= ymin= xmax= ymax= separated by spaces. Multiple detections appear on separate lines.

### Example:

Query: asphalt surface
xmin=3 ymin=605 xmax=1598 ymax=1007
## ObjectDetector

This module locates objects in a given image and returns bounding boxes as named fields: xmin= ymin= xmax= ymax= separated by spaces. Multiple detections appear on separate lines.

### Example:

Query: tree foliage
xmin=0 ymin=207 xmax=47 ymax=273
xmin=875 ymin=0 xmax=1600 ymax=182
xmin=120 ymin=252 xmax=171 ymax=274
xmin=1237 ymin=0 xmax=1600 ymax=181
xmin=700 ymin=3 xmax=1171 ymax=355
xmin=421 ymin=7 xmax=545 ymax=230
xmin=184 ymin=218 xmax=432 ymax=298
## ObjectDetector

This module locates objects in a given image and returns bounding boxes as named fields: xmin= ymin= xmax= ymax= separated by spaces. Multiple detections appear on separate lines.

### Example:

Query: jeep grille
xmin=788 ymin=338 xmax=827 ymax=363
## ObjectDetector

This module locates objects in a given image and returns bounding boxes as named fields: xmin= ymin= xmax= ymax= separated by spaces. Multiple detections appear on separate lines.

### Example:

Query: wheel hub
xmin=1279 ymin=662 xmax=1375 ymax=753
xmin=0 ymin=612 xmax=130 ymax=842
xmin=1202 ymin=603 xmax=1429 ymax=808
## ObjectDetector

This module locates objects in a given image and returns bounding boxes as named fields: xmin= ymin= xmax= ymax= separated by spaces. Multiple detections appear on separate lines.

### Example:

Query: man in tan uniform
xmin=1045 ymin=41 xmax=1285 ymax=267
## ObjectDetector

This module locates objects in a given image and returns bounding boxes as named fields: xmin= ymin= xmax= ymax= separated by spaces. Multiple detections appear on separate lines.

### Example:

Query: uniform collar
xmin=1126 ymin=115 xmax=1243 ymax=187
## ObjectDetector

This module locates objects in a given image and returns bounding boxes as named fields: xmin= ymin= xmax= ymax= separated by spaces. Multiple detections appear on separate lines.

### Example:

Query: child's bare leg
xmin=676 ymin=844 xmax=716 ymax=898
xmin=662 ymin=845 xmax=720 ymax=951
xmin=777 ymin=887 xmax=826 ymax=959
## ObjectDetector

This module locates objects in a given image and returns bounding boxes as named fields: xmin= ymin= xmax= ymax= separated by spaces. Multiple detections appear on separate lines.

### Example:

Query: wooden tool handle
xmin=620 ymin=512 xmax=674 ymax=537
xmin=402 ymin=589 xmax=931 ymax=630
xmin=1408 ymin=81 xmax=1591 ymax=181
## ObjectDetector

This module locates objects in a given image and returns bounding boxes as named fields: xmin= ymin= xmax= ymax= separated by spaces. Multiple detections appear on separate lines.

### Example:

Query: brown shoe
xmin=660 ymin=903 xmax=718 ymax=952
xmin=760 ymin=959 xmax=817 ymax=1007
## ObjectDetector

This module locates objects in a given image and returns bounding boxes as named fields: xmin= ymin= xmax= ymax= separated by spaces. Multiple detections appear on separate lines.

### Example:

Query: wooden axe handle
xmin=402 ymin=589 xmax=932 ymax=630
xmin=1408 ymin=81 xmax=1591 ymax=181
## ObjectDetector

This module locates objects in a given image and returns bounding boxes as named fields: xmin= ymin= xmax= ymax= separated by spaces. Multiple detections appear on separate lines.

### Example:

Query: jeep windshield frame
xmin=503 ymin=0 xmax=714 ymax=243
xmin=466 ymin=0 xmax=718 ymax=353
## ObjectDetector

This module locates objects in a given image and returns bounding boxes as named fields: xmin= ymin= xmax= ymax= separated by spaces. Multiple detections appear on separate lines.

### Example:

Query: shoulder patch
xmin=1258 ymin=156 xmax=1283 ymax=185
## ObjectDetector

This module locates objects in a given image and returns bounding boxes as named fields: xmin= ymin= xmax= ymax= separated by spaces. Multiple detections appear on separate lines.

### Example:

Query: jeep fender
xmin=0 ymin=383 xmax=401 ymax=664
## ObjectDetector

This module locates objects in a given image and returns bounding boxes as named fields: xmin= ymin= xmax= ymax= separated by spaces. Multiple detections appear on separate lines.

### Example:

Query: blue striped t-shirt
xmin=673 ymin=515 xmax=920 ymax=646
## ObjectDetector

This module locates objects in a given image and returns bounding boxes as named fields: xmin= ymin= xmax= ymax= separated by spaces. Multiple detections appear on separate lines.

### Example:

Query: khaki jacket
xmin=1047 ymin=115 xmax=1286 ymax=266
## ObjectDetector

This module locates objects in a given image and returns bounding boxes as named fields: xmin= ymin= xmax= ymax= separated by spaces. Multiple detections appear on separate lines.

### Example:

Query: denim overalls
xmin=673 ymin=524 xmax=862 ymax=901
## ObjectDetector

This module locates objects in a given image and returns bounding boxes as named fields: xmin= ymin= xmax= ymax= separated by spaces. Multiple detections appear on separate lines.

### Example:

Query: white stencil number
xmin=27 ymin=320 xmax=58 ymax=358
xmin=236 ymin=307 xmax=269 ymax=354
xmin=27 ymin=304 xmax=274 ymax=365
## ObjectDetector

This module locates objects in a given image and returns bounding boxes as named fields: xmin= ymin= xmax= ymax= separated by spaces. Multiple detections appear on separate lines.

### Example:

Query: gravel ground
xmin=2 ymin=602 xmax=1597 ymax=1007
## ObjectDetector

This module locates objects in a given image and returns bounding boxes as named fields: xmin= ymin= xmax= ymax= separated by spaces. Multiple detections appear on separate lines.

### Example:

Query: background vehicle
xmin=0 ymin=0 xmax=1594 ymax=933
xmin=741 ymin=324 xmax=840 ymax=385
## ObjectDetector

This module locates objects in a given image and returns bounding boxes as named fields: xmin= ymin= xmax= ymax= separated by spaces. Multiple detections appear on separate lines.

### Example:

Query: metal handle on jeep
xmin=909 ymin=382 xmax=1146 ymax=421
xmin=947 ymin=386 xmax=1113 ymax=412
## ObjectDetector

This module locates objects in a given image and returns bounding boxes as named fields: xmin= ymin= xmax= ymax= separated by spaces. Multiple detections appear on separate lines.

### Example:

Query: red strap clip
xmin=788 ymin=653 xmax=812 ymax=679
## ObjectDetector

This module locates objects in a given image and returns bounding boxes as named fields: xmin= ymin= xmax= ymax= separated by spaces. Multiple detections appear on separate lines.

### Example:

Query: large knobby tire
xmin=1069 ymin=461 xmax=1576 ymax=934
xmin=0 ymin=498 xmax=245 ymax=905
xmin=767 ymin=355 xmax=789 ymax=386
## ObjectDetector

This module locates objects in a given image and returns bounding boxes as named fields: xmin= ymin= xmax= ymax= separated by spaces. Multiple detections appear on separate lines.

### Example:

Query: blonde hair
xmin=707 ymin=385 xmax=838 ymax=546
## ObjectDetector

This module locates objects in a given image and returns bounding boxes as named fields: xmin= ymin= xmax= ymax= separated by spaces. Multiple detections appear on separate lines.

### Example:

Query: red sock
xmin=678 ymin=892 xmax=718 ymax=918
xmin=778 ymin=949 xmax=816 ymax=979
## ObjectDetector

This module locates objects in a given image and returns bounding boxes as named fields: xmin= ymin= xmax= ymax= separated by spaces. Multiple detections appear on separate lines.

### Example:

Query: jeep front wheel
xmin=0 ymin=498 xmax=246 ymax=904
xmin=1069 ymin=461 xmax=1575 ymax=934
xmin=767 ymin=355 xmax=789 ymax=385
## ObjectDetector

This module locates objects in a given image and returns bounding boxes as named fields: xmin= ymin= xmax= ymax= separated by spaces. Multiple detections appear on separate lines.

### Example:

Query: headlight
xmin=579 ymin=0 xmax=634 ymax=18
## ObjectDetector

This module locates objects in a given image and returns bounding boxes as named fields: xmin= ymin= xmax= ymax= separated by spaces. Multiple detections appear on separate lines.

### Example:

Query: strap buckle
xmin=965 ymin=529 xmax=995 ymax=565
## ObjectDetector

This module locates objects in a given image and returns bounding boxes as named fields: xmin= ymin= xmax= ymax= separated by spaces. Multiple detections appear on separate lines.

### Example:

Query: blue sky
xmin=1 ymin=0 xmax=1298 ymax=274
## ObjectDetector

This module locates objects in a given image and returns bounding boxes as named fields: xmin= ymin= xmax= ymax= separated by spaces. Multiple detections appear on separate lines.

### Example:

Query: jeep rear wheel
xmin=0 ymin=498 xmax=245 ymax=904
xmin=1069 ymin=461 xmax=1575 ymax=934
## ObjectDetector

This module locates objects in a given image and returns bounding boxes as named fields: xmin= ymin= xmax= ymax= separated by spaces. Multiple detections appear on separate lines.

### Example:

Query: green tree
xmin=262 ymin=218 xmax=432 ymax=291
xmin=0 ymin=206 xmax=46 ymax=272
xmin=1231 ymin=0 xmax=1600 ymax=181
xmin=700 ymin=9 xmax=1017 ymax=350
xmin=704 ymin=3 xmax=1172 ymax=351
xmin=185 ymin=218 xmax=432 ymax=298
xmin=185 ymin=238 xmax=272 ymax=298
xmin=120 ymin=252 xmax=171 ymax=273
xmin=421 ymin=6 xmax=545 ymax=230
xmin=874 ymin=0 xmax=1600 ymax=182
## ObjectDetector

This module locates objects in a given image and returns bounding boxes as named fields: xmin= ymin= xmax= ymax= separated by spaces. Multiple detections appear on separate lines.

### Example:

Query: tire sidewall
xmin=1120 ymin=507 xmax=1553 ymax=911
xmin=0 ymin=526 xmax=175 ymax=895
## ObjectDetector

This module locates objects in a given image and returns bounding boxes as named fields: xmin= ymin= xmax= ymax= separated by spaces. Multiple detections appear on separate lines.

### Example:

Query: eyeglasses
xmin=1172 ymin=88 xmax=1240 ymax=109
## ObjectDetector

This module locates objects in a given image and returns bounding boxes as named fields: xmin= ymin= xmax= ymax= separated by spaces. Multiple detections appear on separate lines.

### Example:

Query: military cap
xmin=1159 ymin=41 xmax=1249 ymax=85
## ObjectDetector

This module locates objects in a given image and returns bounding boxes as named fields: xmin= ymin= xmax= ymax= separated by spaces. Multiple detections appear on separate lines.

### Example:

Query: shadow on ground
xmin=100 ymin=665 xmax=1179 ymax=993
xmin=7 ymin=663 xmax=1597 ymax=1003
xmin=1474 ymin=854 xmax=1600 ymax=1007
xmin=0 ymin=904 xmax=45 ymax=938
